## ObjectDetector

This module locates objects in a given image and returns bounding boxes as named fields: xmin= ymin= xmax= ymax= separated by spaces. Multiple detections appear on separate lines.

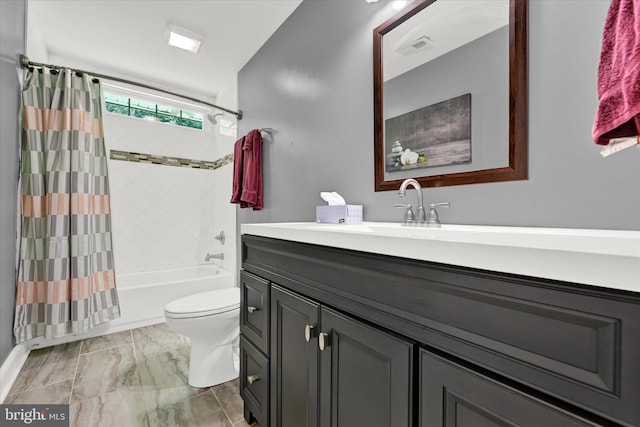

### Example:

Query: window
xmin=104 ymin=91 xmax=204 ymax=130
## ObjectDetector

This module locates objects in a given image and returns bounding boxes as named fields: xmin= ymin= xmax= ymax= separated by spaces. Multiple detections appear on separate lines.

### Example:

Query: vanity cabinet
xmin=240 ymin=235 xmax=640 ymax=427
xmin=270 ymin=285 xmax=413 ymax=427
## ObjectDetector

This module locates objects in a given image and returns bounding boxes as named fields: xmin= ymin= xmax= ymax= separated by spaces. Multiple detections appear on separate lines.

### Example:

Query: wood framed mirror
xmin=374 ymin=0 xmax=528 ymax=191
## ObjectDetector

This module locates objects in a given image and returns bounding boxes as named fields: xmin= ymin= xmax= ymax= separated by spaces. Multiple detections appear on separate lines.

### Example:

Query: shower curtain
xmin=14 ymin=67 xmax=120 ymax=343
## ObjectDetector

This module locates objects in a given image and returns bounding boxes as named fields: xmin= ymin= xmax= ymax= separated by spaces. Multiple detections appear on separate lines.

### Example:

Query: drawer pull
xmin=319 ymin=332 xmax=330 ymax=351
xmin=304 ymin=324 xmax=317 ymax=342
xmin=247 ymin=374 xmax=260 ymax=384
xmin=247 ymin=306 xmax=259 ymax=313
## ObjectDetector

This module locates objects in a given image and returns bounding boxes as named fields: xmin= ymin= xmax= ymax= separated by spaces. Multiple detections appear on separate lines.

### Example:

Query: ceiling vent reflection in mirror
xmin=396 ymin=35 xmax=432 ymax=56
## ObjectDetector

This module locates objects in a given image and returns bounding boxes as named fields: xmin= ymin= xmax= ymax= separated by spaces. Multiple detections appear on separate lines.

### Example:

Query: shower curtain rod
xmin=18 ymin=54 xmax=243 ymax=120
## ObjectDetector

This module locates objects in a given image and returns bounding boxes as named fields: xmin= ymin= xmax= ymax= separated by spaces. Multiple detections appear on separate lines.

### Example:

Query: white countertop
xmin=241 ymin=222 xmax=640 ymax=293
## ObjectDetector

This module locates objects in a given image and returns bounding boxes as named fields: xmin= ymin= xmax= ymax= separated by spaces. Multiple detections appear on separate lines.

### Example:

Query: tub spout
xmin=205 ymin=252 xmax=224 ymax=261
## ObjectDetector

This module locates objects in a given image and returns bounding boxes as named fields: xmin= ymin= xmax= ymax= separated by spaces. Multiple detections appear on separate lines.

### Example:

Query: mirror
xmin=374 ymin=0 xmax=527 ymax=190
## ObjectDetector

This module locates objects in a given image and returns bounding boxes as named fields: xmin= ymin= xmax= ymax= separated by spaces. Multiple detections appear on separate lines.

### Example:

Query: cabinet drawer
xmin=240 ymin=336 xmax=269 ymax=426
xmin=240 ymin=271 xmax=270 ymax=355
xmin=419 ymin=349 xmax=599 ymax=427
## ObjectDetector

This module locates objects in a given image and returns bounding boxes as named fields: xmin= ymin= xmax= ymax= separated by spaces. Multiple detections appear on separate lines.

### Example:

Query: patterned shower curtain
xmin=14 ymin=67 xmax=120 ymax=343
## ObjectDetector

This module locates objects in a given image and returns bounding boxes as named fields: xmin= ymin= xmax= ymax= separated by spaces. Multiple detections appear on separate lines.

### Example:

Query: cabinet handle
xmin=247 ymin=374 xmax=260 ymax=384
xmin=319 ymin=332 xmax=330 ymax=351
xmin=304 ymin=324 xmax=317 ymax=342
xmin=247 ymin=306 xmax=259 ymax=313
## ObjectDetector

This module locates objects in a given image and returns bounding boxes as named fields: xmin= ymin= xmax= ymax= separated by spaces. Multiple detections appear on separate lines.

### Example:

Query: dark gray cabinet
xmin=240 ymin=271 xmax=271 ymax=426
xmin=241 ymin=235 xmax=640 ymax=427
xmin=270 ymin=285 xmax=319 ymax=427
xmin=270 ymin=285 xmax=414 ymax=427
xmin=419 ymin=350 xmax=599 ymax=427
xmin=318 ymin=306 xmax=413 ymax=427
xmin=240 ymin=271 xmax=270 ymax=355
xmin=240 ymin=336 xmax=269 ymax=425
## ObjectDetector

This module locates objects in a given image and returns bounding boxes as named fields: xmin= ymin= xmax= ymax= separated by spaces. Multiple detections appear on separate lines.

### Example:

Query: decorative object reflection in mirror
xmin=374 ymin=0 xmax=528 ymax=190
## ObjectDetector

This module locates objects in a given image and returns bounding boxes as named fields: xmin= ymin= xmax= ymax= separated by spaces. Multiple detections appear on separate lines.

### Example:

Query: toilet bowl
xmin=164 ymin=287 xmax=240 ymax=388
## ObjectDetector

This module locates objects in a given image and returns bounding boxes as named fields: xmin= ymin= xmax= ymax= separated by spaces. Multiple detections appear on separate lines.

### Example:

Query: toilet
xmin=164 ymin=287 xmax=240 ymax=388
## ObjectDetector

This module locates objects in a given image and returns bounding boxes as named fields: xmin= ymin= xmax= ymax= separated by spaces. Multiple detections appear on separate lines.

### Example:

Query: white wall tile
xmin=104 ymin=112 xmax=235 ymax=275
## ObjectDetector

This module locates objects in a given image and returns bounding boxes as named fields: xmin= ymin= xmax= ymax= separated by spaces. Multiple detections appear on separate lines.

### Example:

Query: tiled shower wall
xmin=104 ymin=112 xmax=237 ymax=275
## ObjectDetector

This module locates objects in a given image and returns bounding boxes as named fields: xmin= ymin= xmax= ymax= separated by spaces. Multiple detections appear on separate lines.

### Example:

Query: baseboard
xmin=0 ymin=343 xmax=30 ymax=403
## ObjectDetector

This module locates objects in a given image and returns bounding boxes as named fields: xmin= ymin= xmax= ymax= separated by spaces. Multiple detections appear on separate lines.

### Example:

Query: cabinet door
xmin=419 ymin=349 xmax=600 ymax=427
xmin=271 ymin=285 xmax=320 ymax=427
xmin=319 ymin=307 xmax=413 ymax=427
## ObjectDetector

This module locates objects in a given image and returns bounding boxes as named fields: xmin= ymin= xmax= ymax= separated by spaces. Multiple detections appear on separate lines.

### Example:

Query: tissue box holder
xmin=316 ymin=205 xmax=363 ymax=224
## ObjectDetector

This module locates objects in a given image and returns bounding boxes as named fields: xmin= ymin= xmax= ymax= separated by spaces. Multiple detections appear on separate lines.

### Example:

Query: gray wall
xmin=238 ymin=0 xmax=639 ymax=231
xmin=0 ymin=0 xmax=25 ymax=365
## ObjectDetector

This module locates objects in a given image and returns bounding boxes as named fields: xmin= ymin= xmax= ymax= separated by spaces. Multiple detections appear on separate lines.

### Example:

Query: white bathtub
xmin=29 ymin=265 xmax=235 ymax=349
xmin=114 ymin=265 xmax=235 ymax=329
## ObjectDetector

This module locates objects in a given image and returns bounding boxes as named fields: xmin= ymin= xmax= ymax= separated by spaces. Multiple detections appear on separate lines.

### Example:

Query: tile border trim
xmin=110 ymin=150 xmax=233 ymax=170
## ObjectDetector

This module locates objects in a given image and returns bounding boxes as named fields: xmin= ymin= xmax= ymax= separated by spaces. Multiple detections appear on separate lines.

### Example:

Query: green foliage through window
xmin=104 ymin=92 xmax=203 ymax=130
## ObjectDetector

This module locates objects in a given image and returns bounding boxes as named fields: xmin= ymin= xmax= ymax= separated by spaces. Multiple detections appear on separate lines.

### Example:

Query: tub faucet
xmin=205 ymin=252 xmax=224 ymax=261
xmin=214 ymin=230 xmax=225 ymax=245
xmin=396 ymin=178 xmax=425 ymax=225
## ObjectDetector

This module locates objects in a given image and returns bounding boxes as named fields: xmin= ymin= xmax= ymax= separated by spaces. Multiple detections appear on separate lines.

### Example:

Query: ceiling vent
xmin=395 ymin=35 xmax=432 ymax=56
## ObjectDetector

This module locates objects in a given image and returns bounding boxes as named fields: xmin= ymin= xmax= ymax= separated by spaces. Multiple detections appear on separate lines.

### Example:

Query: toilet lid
xmin=165 ymin=287 xmax=240 ymax=318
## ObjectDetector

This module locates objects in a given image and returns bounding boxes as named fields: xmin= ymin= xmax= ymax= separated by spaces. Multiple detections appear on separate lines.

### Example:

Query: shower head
xmin=207 ymin=113 xmax=224 ymax=124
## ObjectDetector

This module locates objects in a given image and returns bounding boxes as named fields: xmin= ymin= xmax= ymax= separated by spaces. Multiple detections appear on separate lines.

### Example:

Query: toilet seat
xmin=165 ymin=287 xmax=240 ymax=319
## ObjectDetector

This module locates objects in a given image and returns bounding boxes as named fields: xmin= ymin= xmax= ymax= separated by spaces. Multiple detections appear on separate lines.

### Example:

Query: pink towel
xmin=240 ymin=129 xmax=263 ymax=210
xmin=592 ymin=0 xmax=640 ymax=145
xmin=230 ymin=135 xmax=246 ymax=204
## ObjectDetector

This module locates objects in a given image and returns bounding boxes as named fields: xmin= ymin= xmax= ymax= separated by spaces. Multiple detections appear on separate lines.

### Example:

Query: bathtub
xmin=29 ymin=265 xmax=235 ymax=349
xmin=114 ymin=265 xmax=235 ymax=329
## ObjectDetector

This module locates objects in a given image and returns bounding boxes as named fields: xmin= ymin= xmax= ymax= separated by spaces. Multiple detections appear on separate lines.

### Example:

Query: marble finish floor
xmin=3 ymin=323 xmax=252 ymax=427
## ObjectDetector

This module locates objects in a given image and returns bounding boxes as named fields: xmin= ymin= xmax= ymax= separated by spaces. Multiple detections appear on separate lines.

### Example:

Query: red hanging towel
xmin=230 ymin=135 xmax=246 ymax=204
xmin=592 ymin=0 xmax=640 ymax=145
xmin=240 ymin=129 xmax=263 ymax=210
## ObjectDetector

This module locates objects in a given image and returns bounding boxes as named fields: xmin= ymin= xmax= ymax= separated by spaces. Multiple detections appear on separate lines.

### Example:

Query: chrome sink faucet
xmin=395 ymin=178 xmax=426 ymax=225
xmin=395 ymin=178 xmax=450 ymax=227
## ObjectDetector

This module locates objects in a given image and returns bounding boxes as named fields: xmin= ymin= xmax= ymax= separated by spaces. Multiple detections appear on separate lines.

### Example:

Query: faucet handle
xmin=425 ymin=203 xmax=450 ymax=227
xmin=429 ymin=202 xmax=450 ymax=209
xmin=394 ymin=203 xmax=415 ymax=225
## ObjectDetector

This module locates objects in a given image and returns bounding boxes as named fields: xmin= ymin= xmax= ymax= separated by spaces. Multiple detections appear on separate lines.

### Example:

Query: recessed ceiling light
xmin=365 ymin=0 xmax=379 ymax=3
xmin=392 ymin=1 xmax=409 ymax=10
xmin=165 ymin=24 xmax=203 ymax=54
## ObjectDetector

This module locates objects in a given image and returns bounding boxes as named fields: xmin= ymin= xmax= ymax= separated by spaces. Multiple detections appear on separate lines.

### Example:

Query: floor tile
xmin=5 ymin=323 xmax=252 ymax=427
xmin=4 ymin=379 xmax=73 ymax=405
xmin=212 ymin=378 xmax=245 ymax=424
xmin=136 ymin=333 xmax=201 ymax=391
xmin=8 ymin=341 xmax=81 ymax=395
xmin=72 ymin=345 xmax=140 ymax=401
xmin=132 ymin=322 xmax=185 ymax=356
xmin=80 ymin=330 xmax=133 ymax=354
xmin=70 ymin=388 xmax=149 ymax=427
xmin=145 ymin=390 xmax=230 ymax=427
